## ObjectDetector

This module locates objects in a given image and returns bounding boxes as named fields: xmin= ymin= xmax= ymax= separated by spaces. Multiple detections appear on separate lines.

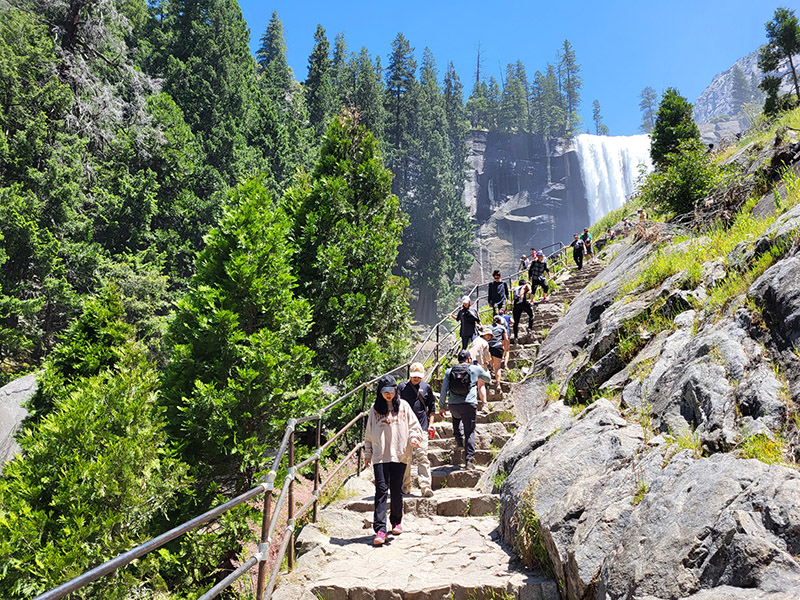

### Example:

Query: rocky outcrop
xmin=494 ymin=198 xmax=800 ymax=598
xmin=0 ymin=373 xmax=35 ymax=471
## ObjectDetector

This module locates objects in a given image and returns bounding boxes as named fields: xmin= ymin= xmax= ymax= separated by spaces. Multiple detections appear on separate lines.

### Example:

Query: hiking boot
xmin=422 ymin=487 xmax=434 ymax=498
xmin=465 ymin=459 xmax=476 ymax=470
xmin=391 ymin=523 xmax=403 ymax=535
xmin=373 ymin=530 xmax=386 ymax=545
xmin=401 ymin=487 xmax=410 ymax=495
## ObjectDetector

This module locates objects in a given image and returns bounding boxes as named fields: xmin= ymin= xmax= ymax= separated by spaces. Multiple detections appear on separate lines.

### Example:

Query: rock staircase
xmin=271 ymin=261 xmax=604 ymax=600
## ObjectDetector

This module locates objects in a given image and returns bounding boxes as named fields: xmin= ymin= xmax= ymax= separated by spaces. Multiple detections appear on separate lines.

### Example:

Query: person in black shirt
xmin=487 ymin=270 xmax=508 ymax=316
xmin=571 ymin=233 xmax=585 ymax=270
xmin=452 ymin=296 xmax=480 ymax=349
xmin=398 ymin=362 xmax=436 ymax=497
xmin=527 ymin=251 xmax=550 ymax=302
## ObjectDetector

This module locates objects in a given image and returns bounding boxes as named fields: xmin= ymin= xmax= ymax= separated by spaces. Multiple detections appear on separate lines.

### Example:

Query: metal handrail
xmin=34 ymin=238 xmax=576 ymax=600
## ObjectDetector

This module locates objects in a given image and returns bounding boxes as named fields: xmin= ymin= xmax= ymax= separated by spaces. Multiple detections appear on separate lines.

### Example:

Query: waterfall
xmin=574 ymin=133 xmax=653 ymax=225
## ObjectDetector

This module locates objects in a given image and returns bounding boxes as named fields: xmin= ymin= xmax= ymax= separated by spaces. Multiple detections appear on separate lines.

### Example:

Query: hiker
xmin=571 ymin=233 xmax=585 ymax=270
xmin=498 ymin=306 xmax=513 ymax=368
xmin=518 ymin=253 xmax=530 ymax=271
xmin=438 ymin=350 xmax=491 ymax=470
xmin=452 ymin=296 xmax=480 ymax=350
xmin=638 ymin=208 xmax=647 ymax=222
xmin=489 ymin=315 xmax=509 ymax=384
xmin=469 ymin=326 xmax=494 ymax=368
xmin=581 ymin=228 xmax=593 ymax=258
xmin=527 ymin=251 xmax=550 ymax=302
xmin=511 ymin=278 xmax=533 ymax=342
xmin=398 ymin=362 xmax=435 ymax=498
xmin=363 ymin=374 xmax=424 ymax=545
xmin=487 ymin=270 xmax=508 ymax=315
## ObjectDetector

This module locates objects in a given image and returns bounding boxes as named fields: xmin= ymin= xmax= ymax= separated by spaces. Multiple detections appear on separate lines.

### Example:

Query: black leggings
xmin=512 ymin=301 xmax=533 ymax=337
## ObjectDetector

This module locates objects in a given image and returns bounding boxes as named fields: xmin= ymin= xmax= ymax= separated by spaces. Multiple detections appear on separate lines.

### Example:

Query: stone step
xmin=277 ymin=509 xmax=559 ymax=600
xmin=427 ymin=447 xmax=494 ymax=467
xmin=342 ymin=487 xmax=500 ymax=518
xmin=432 ymin=465 xmax=482 ymax=489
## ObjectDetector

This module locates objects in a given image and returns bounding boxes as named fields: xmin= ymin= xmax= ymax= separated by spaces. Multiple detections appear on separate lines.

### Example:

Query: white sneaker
xmin=422 ymin=487 xmax=434 ymax=498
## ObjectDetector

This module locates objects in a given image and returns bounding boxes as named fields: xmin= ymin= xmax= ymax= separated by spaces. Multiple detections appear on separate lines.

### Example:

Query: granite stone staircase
xmin=271 ymin=261 xmax=604 ymax=600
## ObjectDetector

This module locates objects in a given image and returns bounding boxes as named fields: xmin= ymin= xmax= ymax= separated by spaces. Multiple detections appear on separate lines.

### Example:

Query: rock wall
xmin=463 ymin=131 xmax=589 ymax=283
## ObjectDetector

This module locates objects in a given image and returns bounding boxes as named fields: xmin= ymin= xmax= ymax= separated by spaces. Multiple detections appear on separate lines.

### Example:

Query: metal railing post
xmin=434 ymin=325 xmax=440 ymax=380
xmin=313 ymin=418 xmax=321 ymax=523
xmin=255 ymin=483 xmax=273 ymax=600
xmin=357 ymin=387 xmax=367 ymax=476
xmin=288 ymin=431 xmax=295 ymax=570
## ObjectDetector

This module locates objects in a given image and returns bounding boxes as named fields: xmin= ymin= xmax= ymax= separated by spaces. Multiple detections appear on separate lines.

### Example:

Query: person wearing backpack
xmin=527 ymin=251 xmax=550 ymax=302
xmin=398 ymin=362 xmax=436 ymax=498
xmin=581 ymin=228 xmax=593 ymax=258
xmin=438 ymin=350 xmax=490 ymax=470
xmin=571 ymin=233 xmax=586 ymax=270
xmin=363 ymin=374 xmax=424 ymax=545
xmin=488 ymin=315 xmax=509 ymax=385
xmin=511 ymin=278 xmax=533 ymax=343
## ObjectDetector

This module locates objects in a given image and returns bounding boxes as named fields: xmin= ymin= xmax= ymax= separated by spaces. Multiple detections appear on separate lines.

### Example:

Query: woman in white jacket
xmin=363 ymin=374 xmax=424 ymax=545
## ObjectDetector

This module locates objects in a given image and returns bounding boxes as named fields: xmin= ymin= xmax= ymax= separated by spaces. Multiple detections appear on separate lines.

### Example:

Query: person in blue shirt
xmin=438 ymin=350 xmax=491 ymax=470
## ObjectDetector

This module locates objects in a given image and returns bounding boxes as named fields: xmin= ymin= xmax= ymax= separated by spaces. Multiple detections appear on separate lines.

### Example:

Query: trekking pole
xmin=435 ymin=325 xmax=440 ymax=380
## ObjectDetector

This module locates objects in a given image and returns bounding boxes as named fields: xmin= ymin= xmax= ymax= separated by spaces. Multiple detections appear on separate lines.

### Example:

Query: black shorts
xmin=489 ymin=346 xmax=504 ymax=359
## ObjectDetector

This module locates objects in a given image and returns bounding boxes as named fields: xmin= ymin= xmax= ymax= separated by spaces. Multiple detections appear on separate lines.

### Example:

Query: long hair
xmin=374 ymin=374 xmax=400 ymax=416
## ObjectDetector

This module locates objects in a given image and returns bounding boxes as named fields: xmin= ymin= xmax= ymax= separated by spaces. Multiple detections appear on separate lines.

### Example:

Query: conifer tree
xmin=499 ymin=62 xmax=528 ymax=132
xmin=352 ymin=47 xmax=386 ymax=139
xmin=331 ymin=32 xmax=353 ymax=105
xmin=466 ymin=80 xmax=491 ymax=129
xmin=305 ymin=24 xmax=337 ymax=137
xmin=638 ymin=86 xmax=658 ymax=133
xmin=559 ymin=40 xmax=583 ymax=135
xmin=650 ymin=87 xmax=700 ymax=168
xmin=284 ymin=111 xmax=410 ymax=384
xmin=730 ymin=66 xmax=754 ymax=116
xmin=384 ymin=33 xmax=419 ymax=198
xmin=758 ymin=7 xmax=800 ymax=114
xmin=163 ymin=177 xmax=318 ymax=498
xmin=256 ymin=11 xmax=292 ymax=100
xmin=443 ymin=61 xmax=470 ymax=182
xmin=486 ymin=76 xmax=502 ymax=130
xmin=592 ymin=99 xmax=609 ymax=135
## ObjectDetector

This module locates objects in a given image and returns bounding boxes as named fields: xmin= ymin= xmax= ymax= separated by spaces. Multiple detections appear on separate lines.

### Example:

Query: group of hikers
xmin=360 ymin=214 xmax=649 ymax=546
xmin=363 ymin=354 xmax=490 ymax=545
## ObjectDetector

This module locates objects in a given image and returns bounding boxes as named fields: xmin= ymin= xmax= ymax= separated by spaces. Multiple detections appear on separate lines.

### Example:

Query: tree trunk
xmin=789 ymin=55 xmax=800 ymax=102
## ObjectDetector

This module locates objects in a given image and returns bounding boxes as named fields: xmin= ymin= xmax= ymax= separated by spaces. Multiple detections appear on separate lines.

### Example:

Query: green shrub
xmin=513 ymin=487 xmax=553 ymax=575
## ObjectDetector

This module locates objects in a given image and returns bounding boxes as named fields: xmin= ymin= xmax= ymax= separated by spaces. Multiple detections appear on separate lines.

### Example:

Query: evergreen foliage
xmin=257 ymin=11 xmax=293 ymax=97
xmin=384 ymin=33 xmax=419 ymax=197
xmin=650 ymin=88 xmax=700 ymax=169
xmin=592 ymin=99 xmax=609 ymax=135
xmin=284 ymin=111 xmax=410 ymax=384
xmin=306 ymin=24 xmax=338 ymax=138
xmin=640 ymin=139 xmax=731 ymax=215
xmin=638 ymin=86 xmax=658 ymax=133
xmin=0 ymin=302 xmax=188 ymax=598
xmin=758 ymin=7 xmax=800 ymax=115
xmin=163 ymin=177 xmax=318 ymax=498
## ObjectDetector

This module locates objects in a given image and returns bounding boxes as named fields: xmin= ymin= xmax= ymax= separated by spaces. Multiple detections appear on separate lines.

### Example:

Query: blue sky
xmin=237 ymin=1 xmax=800 ymax=136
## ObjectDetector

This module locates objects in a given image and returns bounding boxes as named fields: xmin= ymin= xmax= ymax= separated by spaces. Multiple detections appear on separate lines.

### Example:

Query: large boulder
xmin=598 ymin=454 xmax=800 ymax=599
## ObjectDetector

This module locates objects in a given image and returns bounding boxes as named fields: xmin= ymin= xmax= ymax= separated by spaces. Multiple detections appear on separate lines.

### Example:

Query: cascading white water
xmin=574 ymin=133 xmax=653 ymax=225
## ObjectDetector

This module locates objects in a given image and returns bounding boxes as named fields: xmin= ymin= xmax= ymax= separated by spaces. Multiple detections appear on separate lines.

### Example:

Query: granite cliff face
xmin=462 ymin=131 xmax=589 ymax=281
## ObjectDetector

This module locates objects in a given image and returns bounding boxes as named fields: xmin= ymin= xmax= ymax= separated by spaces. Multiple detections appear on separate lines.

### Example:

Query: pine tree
xmin=466 ymin=80 xmax=491 ymax=129
xmin=486 ymin=75 xmax=502 ymax=131
xmin=638 ymin=86 xmax=658 ymax=133
xmin=306 ymin=24 xmax=338 ymax=138
xmin=443 ymin=61 xmax=470 ymax=183
xmin=384 ymin=33 xmax=419 ymax=198
xmin=351 ymin=47 xmax=386 ymax=139
xmin=499 ymin=62 xmax=528 ymax=132
xmin=398 ymin=49 xmax=473 ymax=321
xmin=256 ymin=11 xmax=292 ymax=100
xmin=283 ymin=111 xmax=410 ymax=384
xmin=730 ymin=66 xmax=753 ymax=116
xmin=331 ymin=32 xmax=353 ymax=105
xmin=592 ymin=99 xmax=609 ymax=135
xmin=650 ymin=87 xmax=700 ymax=168
xmin=758 ymin=7 xmax=800 ymax=114
xmin=559 ymin=40 xmax=583 ymax=136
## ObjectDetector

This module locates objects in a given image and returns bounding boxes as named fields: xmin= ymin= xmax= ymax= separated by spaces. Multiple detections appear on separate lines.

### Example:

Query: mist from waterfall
xmin=574 ymin=133 xmax=653 ymax=225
